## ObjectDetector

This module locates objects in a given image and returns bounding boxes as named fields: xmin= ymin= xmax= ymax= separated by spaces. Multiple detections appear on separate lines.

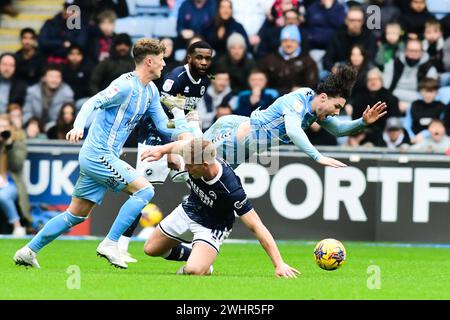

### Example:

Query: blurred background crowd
xmin=0 ymin=0 xmax=450 ymax=234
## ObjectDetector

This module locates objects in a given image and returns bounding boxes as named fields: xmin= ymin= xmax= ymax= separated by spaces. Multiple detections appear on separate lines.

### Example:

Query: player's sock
xmin=163 ymin=244 xmax=192 ymax=261
xmin=28 ymin=210 xmax=87 ymax=253
xmin=106 ymin=186 xmax=154 ymax=242
xmin=118 ymin=236 xmax=131 ymax=252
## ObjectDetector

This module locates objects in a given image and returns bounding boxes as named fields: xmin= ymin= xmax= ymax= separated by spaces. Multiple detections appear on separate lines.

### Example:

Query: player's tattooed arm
xmin=240 ymin=209 xmax=300 ymax=278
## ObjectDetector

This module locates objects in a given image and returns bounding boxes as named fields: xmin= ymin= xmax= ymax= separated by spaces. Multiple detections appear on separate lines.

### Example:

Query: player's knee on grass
xmin=184 ymin=263 xmax=212 ymax=276
xmin=143 ymin=242 xmax=160 ymax=257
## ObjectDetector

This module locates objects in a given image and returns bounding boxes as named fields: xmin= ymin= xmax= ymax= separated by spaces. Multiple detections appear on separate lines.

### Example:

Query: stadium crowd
xmin=1 ymin=0 xmax=450 ymax=233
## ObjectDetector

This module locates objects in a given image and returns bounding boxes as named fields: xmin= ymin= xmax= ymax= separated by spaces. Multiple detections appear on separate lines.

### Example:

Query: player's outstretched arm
xmin=319 ymin=101 xmax=387 ymax=137
xmin=141 ymin=139 xmax=191 ymax=162
xmin=240 ymin=210 xmax=300 ymax=278
xmin=284 ymin=113 xmax=347 ymax=168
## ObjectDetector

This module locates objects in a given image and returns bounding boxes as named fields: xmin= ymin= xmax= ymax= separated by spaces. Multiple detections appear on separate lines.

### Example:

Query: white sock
xmin=118 ymin=235 xmax=130 ymax=252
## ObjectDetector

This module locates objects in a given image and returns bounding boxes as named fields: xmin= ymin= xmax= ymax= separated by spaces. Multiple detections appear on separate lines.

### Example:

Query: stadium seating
xmin=437 ymin=86 xmax=450 ymax=105
xmin=427 ymin=0 xmax=450 ymax=19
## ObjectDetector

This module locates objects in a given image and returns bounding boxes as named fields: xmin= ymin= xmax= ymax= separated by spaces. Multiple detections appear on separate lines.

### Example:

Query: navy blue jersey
xmin=137 ymin=64 xmax=210 ymax=146
xmin=182 ymin=159 xmax=253 ymax=230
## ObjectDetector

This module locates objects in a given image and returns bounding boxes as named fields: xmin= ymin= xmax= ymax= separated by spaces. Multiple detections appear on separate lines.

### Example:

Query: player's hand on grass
xmin=275 ymin=263 xmax=300 ymax=278
xmin=141 ymin=146 xmax=165 ymax=162
xmin=66 ymin=128 xmax=84 ymax=143
xmin=317 ymin=156 xmax=347 ymax=168
xmin=362 ymin=101 xmax=388 ymax=125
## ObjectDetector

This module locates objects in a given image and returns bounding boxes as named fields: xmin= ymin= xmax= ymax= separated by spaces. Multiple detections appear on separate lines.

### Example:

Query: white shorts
xmin=158 ymin=204 xmax=231 ymax=253
xmin=137 ymin=143 xmax=188 ymax=184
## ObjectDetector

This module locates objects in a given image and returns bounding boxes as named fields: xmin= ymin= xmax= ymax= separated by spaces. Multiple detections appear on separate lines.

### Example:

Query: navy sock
xmin=165 ymin=244 xmax=192 ymax=261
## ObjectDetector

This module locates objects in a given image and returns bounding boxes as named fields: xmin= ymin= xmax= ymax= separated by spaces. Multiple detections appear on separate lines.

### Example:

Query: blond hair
xmin=180 ymin=138 xmax=217 ymax=165
xmin=132 ymin=38 xmax=166 ymax=64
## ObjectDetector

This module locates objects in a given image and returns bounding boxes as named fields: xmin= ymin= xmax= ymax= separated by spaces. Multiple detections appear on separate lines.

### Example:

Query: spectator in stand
xmin=24 ymin=117 xmax=47 ymax=140
xmin=347 ymin=67 xmax=400 ymax=144
xmin=154 ymin=38 xmax=181 ymax=90
xmin=410 ymin=119 xmax=450 ymax=153
xmin=383 ymin=38 xmax=438 ymax=113
xmin=7 ymin=103 xmax=23 ymax=131
xmin=344 ymin=129 xmax=375 ymax=148
xmin=38 ymin=0 xmax=89 ymax=64
xmin=14 ymin=28 xmax=45 ymax=86
xmin=214 ymin=103 xmax=233 ymax=120
xmin=230 ymin=0 xmax=274 ymax=51
xmin=442 ymin=35 xmax=450 ymax=86
xmin=197 ymin=71 xmax=235 ymax=130
xmin=258 ymin=25 xmax=318 ymax=94
xmin=268 ymin=0 xmax=300 ymax=28
xmin=88 ymin=10 xmax=117 ymax=64
xmin=0 ymin=0 xmax=18 ymax=16
xmin=234 ymin=69 xmax=279 ymax=116
xmin=405 ymin=78 xmax=445 ymax=137
xmin=257 ymin=8 xmax=308 ymax=60
xmin=176 ymin=0 xmax=217 ymax=47
xmin=62 ymin=45 xmax=94 ymax=101
xmin=303 ymin=0 xmax=346 ymax=50
xmin=47 ymin=102 xmax=76 ymax=140
xmin=323 ymin=6 xmax=377 ymax=72
xmin=23 ymin=64 xmax=74 ymax=131
xmin=361 ymin=0 xmax=400 ymax=41
xmin=441 ymin=12 xmax=450 ymax=40
xmin=213 ymin=33 xmax=255 ymax=92
xmin=344 ymin=45 xmax=375 ymax=101
xmin=375 ymin=22 xmax=405 ymax=71
xmin=76 ymin=0 xmax=129 ymax=19
xmin=203 ymin=0 xmax=250 ymax=58
xmin=0 ymin=54 xmax=27 ymax=113
xmin=89 ymin=33 xmax=134 ymax=95
xmin=444 ymin=102 xmax=450 ymax=134
xmin=399 ymin=0 xmax=434 ymax=39
xmin=422 ymin=20 xmax=445 ymax=74
xmin=0 ymin=113 xmax=29 ymax=236
xmin=377 ymin=117 xmax=411 ymax=149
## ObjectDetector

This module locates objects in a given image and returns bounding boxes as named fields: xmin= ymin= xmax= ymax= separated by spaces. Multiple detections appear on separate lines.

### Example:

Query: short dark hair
xmin=187 ymin=41 xmax=212 ymax=56
xmin=41 ymin=64 xmax=63 ymax=77
xmin=316 ymin=65 xmax=357 ymax=100
xmin=20 ymin=27 xmax=37 ymax=39
xmin=419 ymin=78 xmax=439 ymax=91
xmin=68 ymin=44 xmax=84 ymax=55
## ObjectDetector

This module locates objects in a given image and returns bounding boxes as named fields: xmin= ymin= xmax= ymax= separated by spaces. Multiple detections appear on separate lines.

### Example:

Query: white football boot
xmin=96 ymin=239 xmax=128 ymax=269
xmin=120 ymin=250 xmax=138 ymax=263
xmin=13 ymin=246 xmax=40 ymax=268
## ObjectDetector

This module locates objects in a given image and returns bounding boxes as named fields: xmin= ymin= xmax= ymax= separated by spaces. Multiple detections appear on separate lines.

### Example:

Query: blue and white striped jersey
xmin=249 ymin=87 xmax=316 ymax=144
xmin=74 ymin=71 xmax=190 ymax=157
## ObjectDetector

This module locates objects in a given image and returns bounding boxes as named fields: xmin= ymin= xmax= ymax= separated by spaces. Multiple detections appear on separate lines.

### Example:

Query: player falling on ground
xmin=143 ymin=138 xmax=300 ymax=278
xmin=116 ymin=41 xmax=213 ymax=262
xmin=142 ymin=66 xmax=387 ymax=168
xmin=13 ymin=39 xmax=191 ymax=269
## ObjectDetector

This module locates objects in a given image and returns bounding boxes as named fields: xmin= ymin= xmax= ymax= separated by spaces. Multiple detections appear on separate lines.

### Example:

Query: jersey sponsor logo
xmin=234 ymin=197 xmax=248 ymax=210
xmin=188 ymin=180 xmax=214 ymax=208
xmin=162 ymin=79 xmax=174 ymax=92
xmin=200 ymin=86 xmax=206 ymax=95
xmin=293 ymin=100 xmax=304 ymax=113
xmin=209 ymin=190 xmax=217 ymax=200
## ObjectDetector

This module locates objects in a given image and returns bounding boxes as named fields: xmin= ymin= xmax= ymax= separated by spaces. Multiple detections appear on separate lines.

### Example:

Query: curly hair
xmin=316 ymin=65 xmax=358 ymax=100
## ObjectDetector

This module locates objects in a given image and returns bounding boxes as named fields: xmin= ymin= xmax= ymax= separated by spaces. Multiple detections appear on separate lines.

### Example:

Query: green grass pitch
xmin=1 ymin=239 xmax=450 ymax=300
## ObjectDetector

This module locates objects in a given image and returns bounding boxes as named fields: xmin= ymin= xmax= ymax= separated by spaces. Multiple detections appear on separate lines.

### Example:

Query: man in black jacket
xmin=0 ymin=54 xmax=27 ymax=112
xmin=323 ymin=6 xmax=377 ymax=71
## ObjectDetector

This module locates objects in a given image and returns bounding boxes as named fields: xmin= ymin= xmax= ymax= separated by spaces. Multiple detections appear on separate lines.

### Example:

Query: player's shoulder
xmin=166 ymin=65 xmax=187 ymax=79
xmin=290 ymin=87 xmax=315 ymax=98
xmin=217 ymin=159 xmax=243 ymax=192
xmin=111 ymin=72 xmax=135 ymax=91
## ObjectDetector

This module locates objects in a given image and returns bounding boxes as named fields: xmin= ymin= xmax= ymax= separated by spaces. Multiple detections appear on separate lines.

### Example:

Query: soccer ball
xmin=139 ymin=203 xmax=163 ymax=228
xmin=313 ymin=238 xmax=346 ymax=271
